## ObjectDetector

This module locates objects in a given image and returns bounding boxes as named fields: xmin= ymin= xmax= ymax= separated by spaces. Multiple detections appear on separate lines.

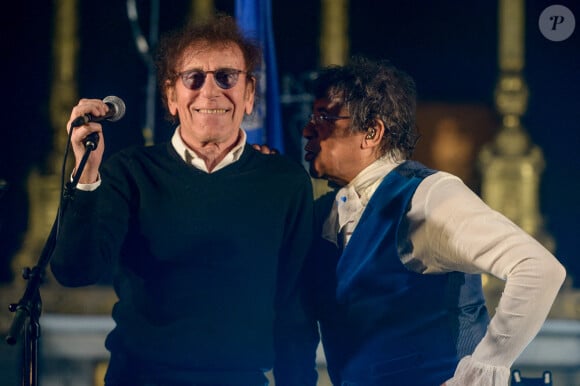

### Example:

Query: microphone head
xmin=103 ymin=95 xmax=126 ymax=122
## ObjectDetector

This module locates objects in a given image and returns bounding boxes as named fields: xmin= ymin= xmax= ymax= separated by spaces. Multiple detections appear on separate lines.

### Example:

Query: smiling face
xmin=303 ymin=97 xmax=370 ymax=186
xmin=166 ymin=41 xmax=255 ymax=148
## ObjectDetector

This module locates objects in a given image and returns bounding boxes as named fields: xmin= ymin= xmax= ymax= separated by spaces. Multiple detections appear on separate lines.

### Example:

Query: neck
xmin=190 ymin=142 xmax=234 ymax=172
xmin=182 ymin=129 xmax=241 ymax=172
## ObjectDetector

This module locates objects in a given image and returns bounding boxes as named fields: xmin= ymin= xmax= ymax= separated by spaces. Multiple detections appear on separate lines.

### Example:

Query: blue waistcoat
xmin=308 ymin=161 xmax=489 ymax=386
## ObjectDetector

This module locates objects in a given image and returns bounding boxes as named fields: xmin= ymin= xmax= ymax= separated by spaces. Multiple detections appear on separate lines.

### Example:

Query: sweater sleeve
xmin=50 ymin=188 xmax=111 ymax=286
xmin=406 ymin=173 xmax=566 ymax=386
xmin=273 ymin=172 xmax=319 ymax=386
xmin=50 ymin=156 xmax=133 ymax=287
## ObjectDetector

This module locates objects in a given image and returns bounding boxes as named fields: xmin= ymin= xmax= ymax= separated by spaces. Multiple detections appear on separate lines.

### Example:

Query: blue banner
xmin=235 ymin=0 xmax=284 ymax=153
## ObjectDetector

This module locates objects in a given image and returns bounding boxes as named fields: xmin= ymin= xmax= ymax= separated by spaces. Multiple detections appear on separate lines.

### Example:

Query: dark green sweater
xmin=51 ymin=142 xmax=316 ymax=385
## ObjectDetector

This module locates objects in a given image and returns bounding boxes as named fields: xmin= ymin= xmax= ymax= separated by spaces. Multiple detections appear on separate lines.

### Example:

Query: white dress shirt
xmin=323 ymin=157 xmax=566 ymax=386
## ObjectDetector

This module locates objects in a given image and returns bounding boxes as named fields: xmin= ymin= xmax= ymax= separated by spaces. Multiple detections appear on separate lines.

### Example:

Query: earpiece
xmin=365 ymin=128 xmax=376 ymax=139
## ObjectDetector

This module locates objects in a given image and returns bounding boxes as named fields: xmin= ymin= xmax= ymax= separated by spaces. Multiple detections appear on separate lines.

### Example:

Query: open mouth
xmin=304 ymin=151 xmax=316 ymax=162
xmin=304 ymin=143 xmax=318 ymax=162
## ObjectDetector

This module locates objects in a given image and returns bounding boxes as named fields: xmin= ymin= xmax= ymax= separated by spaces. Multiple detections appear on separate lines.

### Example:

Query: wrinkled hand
xmin=66 ymin=98 xmax=109 ymax=183
xmin=252 ymin=144 xmax=278 ymax=155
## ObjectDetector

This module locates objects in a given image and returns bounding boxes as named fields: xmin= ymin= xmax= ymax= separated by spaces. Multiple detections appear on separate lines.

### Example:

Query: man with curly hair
xmin=300 ymin=57 xmax=565 ymax=386
xmin=51 ymin=15 xmax=315 ymax=386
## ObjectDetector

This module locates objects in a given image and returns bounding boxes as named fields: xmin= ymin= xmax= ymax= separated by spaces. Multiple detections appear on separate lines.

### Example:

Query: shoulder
xmin=106 ymin=142 xmax=174 ymax=164
xmin=314 ymin=189 xmax=336 ymax=211
xmin=314 ymin=188 xmax=337 ymax=226
xmin=243 ymin=145 xmax=311 ymax=182
xmin=393 ymin=160 xmax=438 ymax=179
xmin=102 ymin=142 xmax=176 ymax=176
xmin=418 ymin=170 xmax=469 ymax=196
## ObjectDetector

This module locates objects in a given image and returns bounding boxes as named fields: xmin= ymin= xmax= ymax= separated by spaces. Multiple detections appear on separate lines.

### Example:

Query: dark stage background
xmin=1 ymin=0 xmax=579 ymax=284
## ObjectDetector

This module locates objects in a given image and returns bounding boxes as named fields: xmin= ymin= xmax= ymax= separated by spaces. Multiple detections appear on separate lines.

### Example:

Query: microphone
xmin=70 ymin=96 xmax=126 ymax=129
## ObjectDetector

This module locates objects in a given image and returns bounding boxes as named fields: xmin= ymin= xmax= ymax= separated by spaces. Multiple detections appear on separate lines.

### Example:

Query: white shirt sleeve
xmin=404 ymin=172 xmax=566 ymax=386
xmin=71 ymin=173 xmax=101 ymax=191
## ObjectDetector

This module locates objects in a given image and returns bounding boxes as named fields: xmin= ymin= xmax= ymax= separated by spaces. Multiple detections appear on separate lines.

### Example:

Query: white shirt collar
xmin=322 ymin=155 xmax=404 ymax=247
xmin=171 ymin=126 xmax=247 ymax=173
xmin=348 ymin=155 xmax=403 ymax=206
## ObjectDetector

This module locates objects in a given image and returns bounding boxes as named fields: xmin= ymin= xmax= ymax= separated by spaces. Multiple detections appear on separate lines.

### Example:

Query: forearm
xmin=411 ymin=174 xmax=567 ymax=384
xmin=447 ymin=253 xmax=565 ymax=385
xmin=471 ymin=248 xmax=566 ymax=365
xmin=50 ymin=190 xmax=108 ymax=286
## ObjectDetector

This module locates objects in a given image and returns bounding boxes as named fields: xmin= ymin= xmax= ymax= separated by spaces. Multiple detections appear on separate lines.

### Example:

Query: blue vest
xmin=309 ymin=161 xmax=489 ymax=386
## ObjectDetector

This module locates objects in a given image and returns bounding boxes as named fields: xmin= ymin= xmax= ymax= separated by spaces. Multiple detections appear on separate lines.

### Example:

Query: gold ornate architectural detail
xmin=498 ymin=0 xmax=524 ymax=72
xmin=312 ymin=0 xmax=351 ymax=198
xmin=479 ymin=0 xmax=578 ymax=319
xmin=190 ymin=0 xmax=214 ymax=21
xmin=480 ymin=0 xmax=552 ymax=250
xmin=11 ymin=0 xmax=79 ymax=280
xmin=50 ymin=0 xmax=80 ymax=164
xmin=320 ymin=0 xmax=349 ymax=67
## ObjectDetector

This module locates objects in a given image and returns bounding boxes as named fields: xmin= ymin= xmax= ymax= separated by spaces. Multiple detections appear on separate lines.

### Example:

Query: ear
xmin=361 ymin=119 xmax=385 ymax=149
xmin=165 ymin=81 xmax=178 ymax=116
xmin=244 ymin=76 xmax=256 ymax=115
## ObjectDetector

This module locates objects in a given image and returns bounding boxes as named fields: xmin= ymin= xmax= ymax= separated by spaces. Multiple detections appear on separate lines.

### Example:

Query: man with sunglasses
xmin=50 ymin=15 xmax=315 ymax=386
xmin=297 ymin=57 xmax=566 ymax=385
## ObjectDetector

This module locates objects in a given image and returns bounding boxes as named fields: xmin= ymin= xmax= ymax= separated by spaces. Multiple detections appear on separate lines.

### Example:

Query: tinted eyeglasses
xmin=178 ymin=68 xmax=247 ymax=90
xmin=309 ymin=113 xmax=351 ymax=125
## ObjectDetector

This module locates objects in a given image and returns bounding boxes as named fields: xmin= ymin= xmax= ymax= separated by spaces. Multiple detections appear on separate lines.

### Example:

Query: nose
xmin=199 ymin=73 xmax=220 ymax=96
xmin=302 ymin=121 xmax=316 ymax=139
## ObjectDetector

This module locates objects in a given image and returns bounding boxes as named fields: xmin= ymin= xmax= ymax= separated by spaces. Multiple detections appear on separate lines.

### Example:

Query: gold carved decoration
xmin=320 ymin=0 xmax=349 ymax=67
xmin=312 ymin=0 xmax=351 ymax=198
xmin=479 ymin=0 xmax=578 ymax=319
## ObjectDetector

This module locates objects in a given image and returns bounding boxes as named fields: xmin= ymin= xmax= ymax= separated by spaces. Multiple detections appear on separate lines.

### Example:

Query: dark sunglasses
xmin=178 ymin=68 xmax=247 ymax=90
xmin=309 ymin=113 xmax=351 ymax=124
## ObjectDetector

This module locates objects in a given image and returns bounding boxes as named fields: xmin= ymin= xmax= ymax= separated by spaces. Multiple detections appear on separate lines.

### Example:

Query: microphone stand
xmin=5 ymin=133 xmax=100 ymax=386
